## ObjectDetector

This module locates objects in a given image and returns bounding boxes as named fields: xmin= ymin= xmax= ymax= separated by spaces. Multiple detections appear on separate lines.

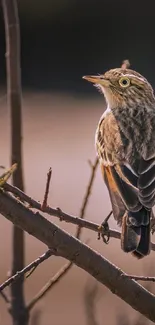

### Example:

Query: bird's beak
xmin=82 ymin=75 xmax=110 ymax=86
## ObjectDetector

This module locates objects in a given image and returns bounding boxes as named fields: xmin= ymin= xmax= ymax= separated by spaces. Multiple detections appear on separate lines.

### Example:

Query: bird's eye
xmin=119 ymin=77 xmax=130 ymax=88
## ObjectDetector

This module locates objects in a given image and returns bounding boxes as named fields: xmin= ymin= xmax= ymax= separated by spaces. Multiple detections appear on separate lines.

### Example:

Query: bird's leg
xmin=98 ymin=211 xmax=112 ymax=244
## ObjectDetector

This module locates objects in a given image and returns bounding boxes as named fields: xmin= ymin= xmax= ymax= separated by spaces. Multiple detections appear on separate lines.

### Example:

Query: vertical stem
xmin=2 ymin=0 xmax=28 ymax=324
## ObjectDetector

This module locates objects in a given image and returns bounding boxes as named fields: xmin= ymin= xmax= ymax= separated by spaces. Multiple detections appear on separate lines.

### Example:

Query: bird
xmin=83 ymin=67 xmax=155 ymax=258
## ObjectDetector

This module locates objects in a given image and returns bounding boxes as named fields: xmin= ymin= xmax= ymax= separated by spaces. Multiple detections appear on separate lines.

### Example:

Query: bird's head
xmin=83 ymin=68 xmax=154 ymax=109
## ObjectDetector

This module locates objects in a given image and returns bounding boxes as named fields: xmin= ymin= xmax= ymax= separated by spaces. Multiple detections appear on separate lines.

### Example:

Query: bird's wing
xmin=138 ymin=158 xmax=155 ymax=209
xmin=96 ymin=111 xmax=141 ymax=223
xmin=96 ymin=110 xmax=155 ymax=223
xmin=101 ymin=164 xmax=126 ymax=225
xmin=116 ymin=153 xmax=155 ymax=210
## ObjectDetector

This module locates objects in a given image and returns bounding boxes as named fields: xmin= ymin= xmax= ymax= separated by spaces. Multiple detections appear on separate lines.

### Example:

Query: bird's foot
xmin=97 ymin=211 xmax=112 ymax=244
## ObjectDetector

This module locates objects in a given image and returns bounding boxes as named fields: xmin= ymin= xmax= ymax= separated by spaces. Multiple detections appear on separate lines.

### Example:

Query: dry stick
xmin=1 ymin=191 xmax=155 ymax=322
xmin=0 ymin=291 xmax=10 ymax=304
xmin=27 ymin=158 xmax=99 ymax=310
xmin=26 ymin=168 xmax=53 ymax=279
xmin=0 ymin=250 xmax=53 ymax=292
xmin=41 ymin=167 xmax=52 ymax=210
xmin=122 ymin=275 xmax=155 ymax=282
xmin=1 ymin=0 xmax=27 ymax=324
xmin=84 ymin=281 xmax=100 ymax=325
xmin=3 ymin=182 xmax=155 ymax=252
xmin=4 ymin=183 xmax=115 ymax=236
xmin=0 ymin=160 xmax=98 ymax=308
xmin=27 ymin=262 xmax=72 ymax=311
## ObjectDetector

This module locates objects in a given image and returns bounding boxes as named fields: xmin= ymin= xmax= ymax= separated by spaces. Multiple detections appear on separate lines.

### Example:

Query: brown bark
xmin=1 ymin=0 xmax=27 ymax=324
xmin=0 ymin=190 xmax=155 ymax=323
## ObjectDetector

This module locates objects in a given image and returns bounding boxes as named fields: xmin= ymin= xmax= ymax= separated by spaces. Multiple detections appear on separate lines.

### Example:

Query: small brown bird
xmin=83 ymin=67 xmax=155 ymax=258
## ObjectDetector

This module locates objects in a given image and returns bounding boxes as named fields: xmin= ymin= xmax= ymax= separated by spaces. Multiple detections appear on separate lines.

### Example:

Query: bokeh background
xmin=0 ymin=1 xmax=155 ymax=324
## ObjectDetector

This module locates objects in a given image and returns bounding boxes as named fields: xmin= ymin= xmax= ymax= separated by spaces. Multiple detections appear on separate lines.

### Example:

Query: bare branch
xmin=0 ymin=250 xmax=53 ymax=292
xmin=41 ymin=168 xmax=52 ymax=211
xmin=122 ymin=274 xmax=155 ymax=282
xmin=1 ymin=0 xmax=26 ymax=323
xmin=1 ymin=191 xmax=155 ymax=322
xmin=0 ymin=291 xmax=10 ymax=304
xmin=84 ymin=281 xmax=100 ymax=325
xmin=80 ymin=158 xmax=98 ymax=219
xmin=27 ymin=261 xmax=72 ymax=311
xmin=27 ymin=158 xmax=98 ymax=310
xmin=3 ymin=182 xmax=155 ymax=252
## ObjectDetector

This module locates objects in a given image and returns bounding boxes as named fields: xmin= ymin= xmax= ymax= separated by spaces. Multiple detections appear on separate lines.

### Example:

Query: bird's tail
xmin=121 ymin=208 xmax=151 ymax=258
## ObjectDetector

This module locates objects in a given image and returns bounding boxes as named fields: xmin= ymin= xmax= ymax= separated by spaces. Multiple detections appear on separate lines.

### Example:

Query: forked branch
xmin=0 ymin=189 xmax=155 ymax=322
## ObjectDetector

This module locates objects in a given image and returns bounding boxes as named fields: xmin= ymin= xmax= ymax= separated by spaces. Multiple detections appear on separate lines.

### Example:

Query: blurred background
xmin=0 ymin=0 xmax=155 ymax=324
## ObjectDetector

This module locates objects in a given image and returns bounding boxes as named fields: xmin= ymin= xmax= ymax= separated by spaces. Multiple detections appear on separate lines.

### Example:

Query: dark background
xmin=0 ymin=1 xmax=155 ymax=324
xmin=0 ymin=0 xmax=155 ymax=93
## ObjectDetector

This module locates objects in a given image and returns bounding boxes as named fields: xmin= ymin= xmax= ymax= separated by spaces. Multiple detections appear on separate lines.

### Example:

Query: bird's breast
xmin=95 ymin=111 xmax=125 ymax=166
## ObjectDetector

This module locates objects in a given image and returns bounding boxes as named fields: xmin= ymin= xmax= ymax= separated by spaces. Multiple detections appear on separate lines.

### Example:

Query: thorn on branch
xmin=41 ymin=167 xmax=52 ymax=211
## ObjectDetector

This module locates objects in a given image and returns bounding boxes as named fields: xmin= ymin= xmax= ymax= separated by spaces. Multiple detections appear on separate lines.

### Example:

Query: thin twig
xmin=26 ymin=250 xmax=52 ymax=279
xmin=27 ymin=158 xmax=99 ymax=310
xmin=122 ymin=274 xmax=155 ymax=282
xmin=76 ymin=157 xmax=98 ymax=239
xmin=41 ymin=168 xmax=52 ymax=211
xmin=0 ymin=250 xmax=53 ymax=292
xmin=80 ymin=158 xmax=98 ymax=218
xmin=27 ymin=262 xmax=72 ymax=311
xmin=84 ymin=281 xmax=100 ymax=325
xmin=3 ymin=182 xmax=155 ymax=251
xmin=3 ymin=183 xmax=113 ymax=237
xmin=0 ymin=291 xmax=10 ymax=304
xmin=26 ymin=168 xmax=52 ymax=279
xmin=1 ymin=190 xmax=155 ymax=322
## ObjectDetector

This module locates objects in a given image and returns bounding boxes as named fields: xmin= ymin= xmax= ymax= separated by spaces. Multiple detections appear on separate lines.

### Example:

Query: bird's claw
xmin=97 ymin=211 xmax=112 ymax=244
xmin=98 ymin=220 xmax=110 ymax=244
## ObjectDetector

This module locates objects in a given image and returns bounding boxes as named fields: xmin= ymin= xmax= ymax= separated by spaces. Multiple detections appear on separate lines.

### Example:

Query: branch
xmin=3 ymin=182 xmax=155 ymax=252
xmin=122 ymin=275 xmax=155 ymax=282
xmin=79 ymin=158 xmax=98 ymax=219
xmin=1 ymin=190 xmax=155 ymax=322
xmin=0 ymin=250 xmax=53 ymax=292
xmin=27 ymin=158 xmax=98 ymax=310
xmin=0 ymin=291 xmax=10 ymax=304
xmin=1 ymin=0 xmax=26 ymax=323
xmin=27 ymin=261 xmax=72 ymax=311
xmin=84 ymin=281 xmax=100 ymax=325
xmin=41 ymin=168 xmax=52 ymax=210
